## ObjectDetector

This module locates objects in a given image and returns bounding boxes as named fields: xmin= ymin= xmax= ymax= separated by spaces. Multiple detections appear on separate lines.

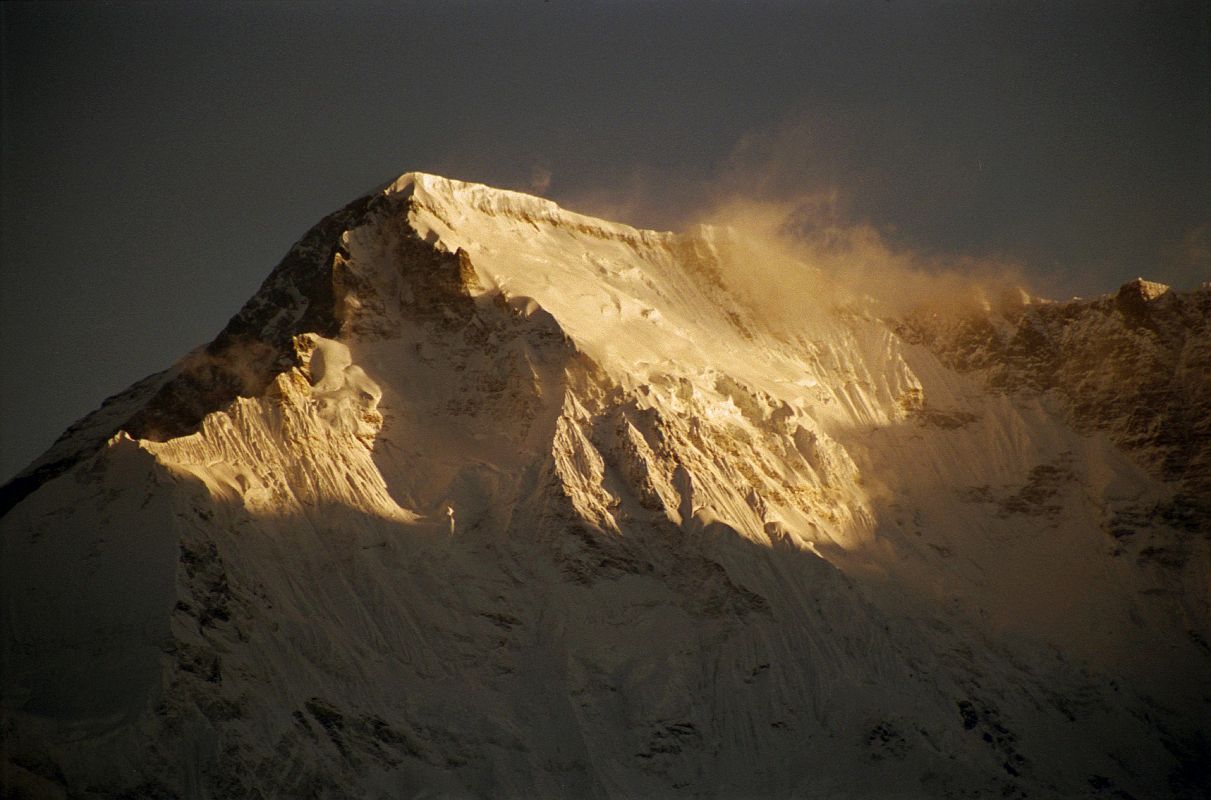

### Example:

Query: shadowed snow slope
xmin=2 ymin=173 xmax=1208 ymax=799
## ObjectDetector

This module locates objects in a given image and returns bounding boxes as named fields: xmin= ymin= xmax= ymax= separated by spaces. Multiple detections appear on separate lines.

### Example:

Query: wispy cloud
xmin=528 ymin=163 xmax=553 ymax=195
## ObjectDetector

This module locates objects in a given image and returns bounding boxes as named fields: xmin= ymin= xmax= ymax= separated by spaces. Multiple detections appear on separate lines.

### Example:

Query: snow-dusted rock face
xmin=899 ymin=278 xmax=1211 ymax=541
xmin=2 ymin=173 xmax=1208 ymax=799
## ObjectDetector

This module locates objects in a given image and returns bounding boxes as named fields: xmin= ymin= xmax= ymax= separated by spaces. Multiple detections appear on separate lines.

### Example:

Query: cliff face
xmin=2 ymin=174 xmax=1207 ymax=800
xmin=900 ymin=279 xmax=1211 ymax=537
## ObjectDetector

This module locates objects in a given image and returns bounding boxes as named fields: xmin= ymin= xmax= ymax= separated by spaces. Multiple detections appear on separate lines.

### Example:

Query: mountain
xmin=2 ymin=173 xmax=1208 ymax=799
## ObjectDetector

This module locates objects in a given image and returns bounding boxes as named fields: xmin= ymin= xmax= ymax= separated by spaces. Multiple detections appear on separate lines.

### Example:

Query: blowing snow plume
xmin=689 ymin=194 xmax=1033 ymax=335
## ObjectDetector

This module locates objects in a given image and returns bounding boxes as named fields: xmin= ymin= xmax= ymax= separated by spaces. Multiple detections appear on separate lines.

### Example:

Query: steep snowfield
xmin=2 ymin=173 xmax=1208 ymax=799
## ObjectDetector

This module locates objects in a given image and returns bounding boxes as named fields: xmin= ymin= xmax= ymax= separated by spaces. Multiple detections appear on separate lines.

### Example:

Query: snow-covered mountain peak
xmin=3 ymin=171 xmax=1208 ymax=800
xmin=1117 ymin=276 xmax=1171 ymax=303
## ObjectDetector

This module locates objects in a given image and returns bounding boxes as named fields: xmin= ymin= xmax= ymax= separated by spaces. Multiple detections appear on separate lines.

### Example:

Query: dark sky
xmin=2 ymin=0 xmax=1209 ymax=480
